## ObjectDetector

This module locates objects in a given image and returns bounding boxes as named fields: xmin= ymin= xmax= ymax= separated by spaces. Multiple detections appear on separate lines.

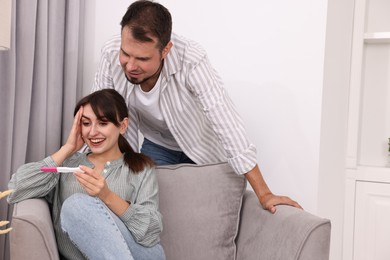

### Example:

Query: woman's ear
xmin=120 ymin=118 xmax=129 ymax=134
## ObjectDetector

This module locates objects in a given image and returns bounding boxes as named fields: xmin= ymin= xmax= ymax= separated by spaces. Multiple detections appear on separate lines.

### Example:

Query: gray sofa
xmin=9 ymin=162 xmax=331 ymax=260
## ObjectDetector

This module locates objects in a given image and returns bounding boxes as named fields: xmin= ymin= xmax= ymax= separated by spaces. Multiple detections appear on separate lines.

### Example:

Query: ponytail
xmin=118 ymin=135 xmax=154 ymax=172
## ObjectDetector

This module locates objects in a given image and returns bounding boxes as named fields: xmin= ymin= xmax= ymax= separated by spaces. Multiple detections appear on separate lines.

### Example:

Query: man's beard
xmin=125 ymin=60 xmax=164 ymax=86
xmin=126 ymin=75 xmax=146 ymax=85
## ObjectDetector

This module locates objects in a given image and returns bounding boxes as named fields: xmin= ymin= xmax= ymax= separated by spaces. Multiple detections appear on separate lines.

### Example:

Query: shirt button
xmin=103 ymin=169 xmax=108 ymax=174
xmin=106 ymin=161 xmax=111 ymax=166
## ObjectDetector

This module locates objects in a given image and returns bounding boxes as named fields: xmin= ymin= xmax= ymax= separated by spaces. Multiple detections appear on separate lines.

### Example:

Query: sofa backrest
xmin=156 ymin=162 xmax=246 ymax=260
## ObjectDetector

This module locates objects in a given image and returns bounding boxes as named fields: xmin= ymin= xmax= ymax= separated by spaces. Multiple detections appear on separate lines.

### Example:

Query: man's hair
xmin=120 ymin=0 xmax=172 ymax=51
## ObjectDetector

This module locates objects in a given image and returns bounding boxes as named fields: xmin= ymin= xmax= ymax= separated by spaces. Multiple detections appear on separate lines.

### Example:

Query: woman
xmin=8 ymin=89 xmax=165 ymax=260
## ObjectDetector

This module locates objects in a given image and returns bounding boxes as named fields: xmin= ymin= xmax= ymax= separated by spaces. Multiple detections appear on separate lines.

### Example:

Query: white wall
xmin=319 ymin=0 xmax=354 ymax=259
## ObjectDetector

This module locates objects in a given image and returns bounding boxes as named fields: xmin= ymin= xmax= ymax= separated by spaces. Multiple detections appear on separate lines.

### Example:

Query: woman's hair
xmin=120 ymin=0 xmax=172 ymax=52
xmin=74 ymin=89 xmax=154 ymax=172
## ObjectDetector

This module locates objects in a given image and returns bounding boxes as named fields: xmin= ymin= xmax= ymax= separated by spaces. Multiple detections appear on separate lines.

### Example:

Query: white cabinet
xmin=344 ymin=168 xmax=390 ymax=259
xmin=343 ymin=0 xmax=390 ymax=259
xmin=354 ymin=180 xmax=390 ymax=260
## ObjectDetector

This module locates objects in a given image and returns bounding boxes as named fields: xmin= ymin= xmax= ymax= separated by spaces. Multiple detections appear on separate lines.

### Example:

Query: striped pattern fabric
xmin=8 ymin=153 xmax=162 ymax=260
xmin=93 ymin=33 xmax=257 ymax=175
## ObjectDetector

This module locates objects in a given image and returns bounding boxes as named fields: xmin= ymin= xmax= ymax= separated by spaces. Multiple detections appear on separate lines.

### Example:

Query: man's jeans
xmin=141 ymin=138 xmax=195 ymax=165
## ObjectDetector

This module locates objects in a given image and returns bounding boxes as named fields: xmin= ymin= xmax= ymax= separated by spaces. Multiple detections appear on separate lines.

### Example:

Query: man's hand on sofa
xmin=244 ymin=165 xmax=303 ymax=213
xmin=259 ymin=193 xmax=302 ymax=213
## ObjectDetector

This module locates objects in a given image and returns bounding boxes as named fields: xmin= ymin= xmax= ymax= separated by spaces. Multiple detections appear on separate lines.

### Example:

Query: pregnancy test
xmin=40 ymin=167 xmax=82 ymax=173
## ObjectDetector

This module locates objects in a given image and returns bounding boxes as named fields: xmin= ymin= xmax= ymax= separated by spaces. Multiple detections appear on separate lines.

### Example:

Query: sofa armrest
xmin=236 ymin=191 xmax=331 ymax=260
xmin=10 ymin=198 xmax=59 ymax=260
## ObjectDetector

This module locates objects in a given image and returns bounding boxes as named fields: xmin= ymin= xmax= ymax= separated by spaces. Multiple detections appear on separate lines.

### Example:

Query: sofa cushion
xmin=156 ymin=162 xmax=246 ymax=260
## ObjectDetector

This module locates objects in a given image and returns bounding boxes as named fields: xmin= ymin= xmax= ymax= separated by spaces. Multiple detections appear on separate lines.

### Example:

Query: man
xmin=93 ymin=0 xmax=301 ymax=213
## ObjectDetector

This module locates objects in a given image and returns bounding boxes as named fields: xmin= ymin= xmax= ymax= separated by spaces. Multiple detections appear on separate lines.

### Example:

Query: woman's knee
xmin=61 ymin=193 xmax=93 ymax=229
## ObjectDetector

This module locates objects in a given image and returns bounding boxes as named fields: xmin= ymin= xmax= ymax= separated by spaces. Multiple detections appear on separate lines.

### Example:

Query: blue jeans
xmin=141 ymin=138 xmax=195 ymax=166
xmin=61 ymin=193 xmax=165 ymax=260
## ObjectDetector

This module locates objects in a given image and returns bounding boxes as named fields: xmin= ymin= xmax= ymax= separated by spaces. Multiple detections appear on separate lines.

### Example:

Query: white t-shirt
xmin=130 ymin=75 xmax=182 ymax=151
